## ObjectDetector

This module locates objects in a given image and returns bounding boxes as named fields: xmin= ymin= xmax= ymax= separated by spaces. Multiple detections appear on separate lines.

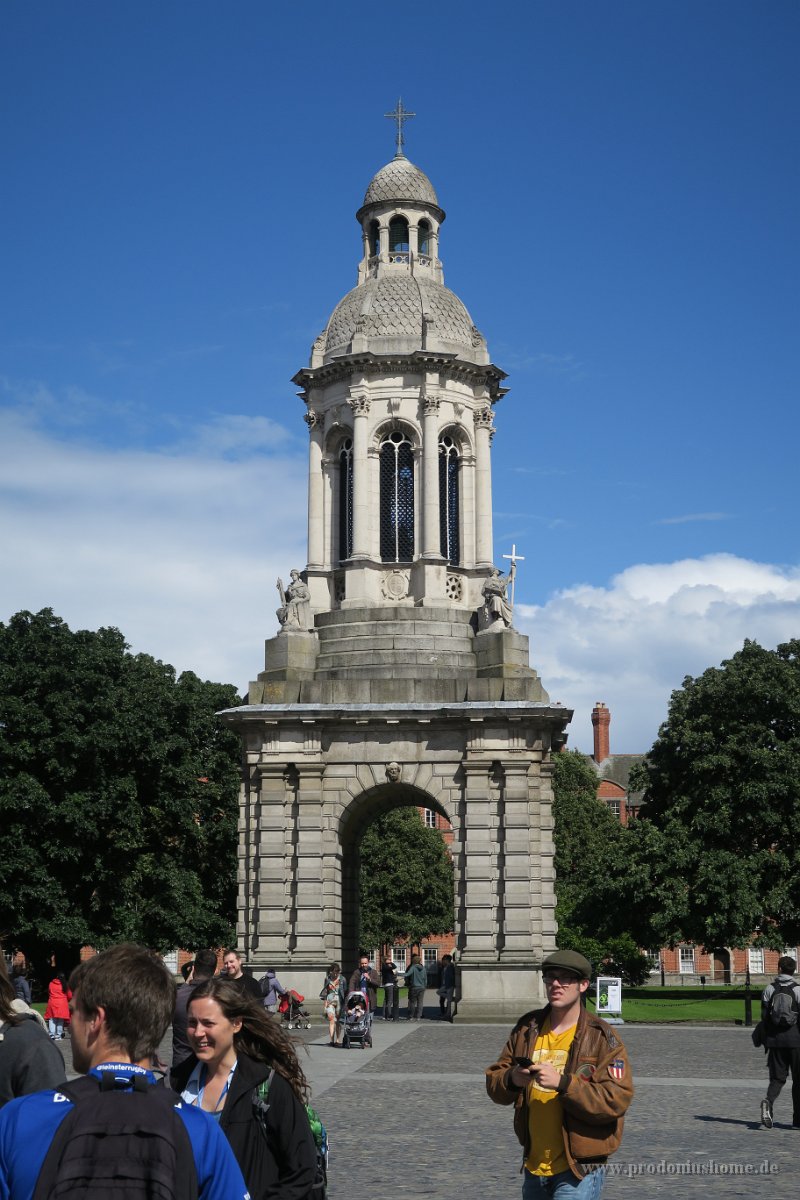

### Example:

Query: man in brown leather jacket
xmin=486 ymin=950 xmax=633 ymax=1199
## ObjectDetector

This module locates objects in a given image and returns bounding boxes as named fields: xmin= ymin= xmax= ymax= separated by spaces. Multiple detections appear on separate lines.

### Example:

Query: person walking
xmin=759 ymin=954 xmax=800 ymax=1129
xmin=381 ymin=954 xmax=400 ymax=1022
xmin=173 ymin=975 xmax=317 ymax=1199
xmin=259 ymin=967 xmax=286 ymax=1014
xmin=222 ymin=950 xmax=263 ymax=1003
xmin=486 ymin=949 xmax=633 ymax=1199
xmin=404 ymin=954 xmax=427 ymax=1021
xmin=43 ymin=972 xmax=70 ymax=1041
xmin=320 ymin=963 xmax=346 ymax=1045
xmin=438 ymin=954 xmax=456 ymax=1023
xmin=348 ymin=953 xmax=380 ymax=1014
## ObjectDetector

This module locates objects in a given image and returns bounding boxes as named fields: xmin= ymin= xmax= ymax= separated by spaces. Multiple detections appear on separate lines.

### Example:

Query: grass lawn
xmin=587 ymin=987 xmax=757 ymax=1024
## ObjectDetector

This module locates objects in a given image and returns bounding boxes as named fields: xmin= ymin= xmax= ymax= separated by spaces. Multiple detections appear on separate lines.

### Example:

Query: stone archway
xmin=338 ymin=781 xmax=454 ymax=972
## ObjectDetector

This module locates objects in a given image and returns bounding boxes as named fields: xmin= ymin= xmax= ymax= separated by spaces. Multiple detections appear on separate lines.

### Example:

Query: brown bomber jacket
xmin=485 ymin=1004 xmax=634 ymax=1178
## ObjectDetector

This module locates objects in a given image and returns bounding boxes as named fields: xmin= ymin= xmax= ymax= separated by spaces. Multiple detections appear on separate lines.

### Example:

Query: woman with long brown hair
xmin=0 ymin=954 xmax=65 ymax=1107
xmin=170 ymin=976 xmax=316 ymax=1200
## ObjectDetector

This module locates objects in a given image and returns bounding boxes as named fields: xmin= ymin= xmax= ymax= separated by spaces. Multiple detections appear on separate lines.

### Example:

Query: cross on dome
xmin=384 ymin=97 xmax=416 ymax=158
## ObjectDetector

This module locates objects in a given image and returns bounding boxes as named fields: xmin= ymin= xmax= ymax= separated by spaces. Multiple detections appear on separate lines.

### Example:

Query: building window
xmin=748 ymin=948 xmax=765 ymax=974
xmin=782 ymin=946 xmax=798 ymax=962
xmin=380 ymin=431 xmax=414 ymax=562
xmin=606 ymin=799 xmax=621 ymax=819
xmin=679 ymin=946 xmax=695 ymax=974
xmin=418 ymin=220 xmax=431 ymax=255
xmin=423 ymin=948 xmax=439 ymax=975
xmin=389 ymin=216 xmax=409 ymax=253
xmin=392 ymin=946 xmax=407 ymax=970
xmin=163 ymin=949 xmax=178 ymax=974
xmin=368 ymin=219 xmax=380 ymax=256
xmin=338 ymin=438 xmax=353 ymax=561
xmin=438 ymin=435 xmax=460 ymax=564
xmin=646 ymin=949 xmax=661 ymax=972
xmin=424 ymin=809 xmax=436 ymax=828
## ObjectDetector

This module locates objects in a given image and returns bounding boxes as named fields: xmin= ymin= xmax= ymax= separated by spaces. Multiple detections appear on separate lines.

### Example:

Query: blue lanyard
xmin=197 ymin=1060 xmax=237 ymax=1113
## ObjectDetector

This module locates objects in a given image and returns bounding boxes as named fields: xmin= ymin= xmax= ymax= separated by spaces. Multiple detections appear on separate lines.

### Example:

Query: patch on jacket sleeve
xmin=576 ymin=1062 xmax=596 ymax=1080
xmin=608 ymin=1059 xmax=625 ymax=1080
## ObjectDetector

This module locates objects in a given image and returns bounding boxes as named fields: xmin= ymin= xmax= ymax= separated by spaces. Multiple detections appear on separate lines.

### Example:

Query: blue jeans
xmin=523 ymin=1168 xmax=605 ymax=1200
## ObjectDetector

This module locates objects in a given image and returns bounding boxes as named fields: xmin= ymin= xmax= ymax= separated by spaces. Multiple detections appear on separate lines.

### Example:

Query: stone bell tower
xmin=220 ymin=111 xmax=571 ymax=1014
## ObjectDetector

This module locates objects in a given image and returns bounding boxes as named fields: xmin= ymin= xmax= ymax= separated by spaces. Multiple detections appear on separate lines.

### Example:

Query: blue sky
xmin=2 ymin=0 xmax=798 ymax=751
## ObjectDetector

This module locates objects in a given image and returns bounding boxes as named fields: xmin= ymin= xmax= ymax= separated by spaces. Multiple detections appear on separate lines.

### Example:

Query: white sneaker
xmin=761 ymin=1100 xmax=773 ymax=1129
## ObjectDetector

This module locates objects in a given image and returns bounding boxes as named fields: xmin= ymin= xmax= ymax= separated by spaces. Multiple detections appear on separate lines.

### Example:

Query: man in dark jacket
xmin=172 ymin=948 xmax=218 ymax=1068
xmin=760 ymin=954 xmax=800 ymax=1129
xmin=486 ymin=949 xmax=633 ymax=1198
xmin=348 ymin=953 xmax=380 ymax=1012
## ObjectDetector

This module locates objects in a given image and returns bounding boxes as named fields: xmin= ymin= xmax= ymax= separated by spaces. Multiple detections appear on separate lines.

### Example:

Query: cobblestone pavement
xmin=55 ymin=1020 xmax=797 ymax=1199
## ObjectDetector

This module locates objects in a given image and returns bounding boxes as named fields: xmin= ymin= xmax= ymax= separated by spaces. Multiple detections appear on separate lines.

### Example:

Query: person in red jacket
xmin=43 ymin=973 xmax=71 ymax=1041
xmin=486 ymin=950 xmax=633 ymax=1199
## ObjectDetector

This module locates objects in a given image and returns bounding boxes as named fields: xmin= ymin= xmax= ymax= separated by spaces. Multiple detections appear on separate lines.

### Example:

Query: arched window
xmin=338 ymin=438 xmax=353 ymax=562
xmin=439 ymin=434 xmax=460 ymax=564
xmin=418 ymin=220 xmax=431 ymax=256
xmin=368 ymin=219 xmax=380 ymax=257
xmin=380 ymin=431 xmax=414 ymax=562
xmin=388 ymin=216 xmax=409 ymax=253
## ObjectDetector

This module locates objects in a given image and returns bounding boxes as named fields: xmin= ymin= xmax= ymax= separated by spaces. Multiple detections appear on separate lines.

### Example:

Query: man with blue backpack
xmin=759 ymin=955 xmax=800 ymax=1129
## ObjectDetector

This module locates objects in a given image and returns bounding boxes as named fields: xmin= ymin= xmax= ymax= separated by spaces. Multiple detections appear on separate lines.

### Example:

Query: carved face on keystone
xmin=385 ymin=762 xmax=401 ymax=782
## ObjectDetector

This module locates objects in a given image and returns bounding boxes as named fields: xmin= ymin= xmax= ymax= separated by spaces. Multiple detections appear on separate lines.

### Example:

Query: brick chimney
xmin=591 ymin=702 xmax=610 ymax=762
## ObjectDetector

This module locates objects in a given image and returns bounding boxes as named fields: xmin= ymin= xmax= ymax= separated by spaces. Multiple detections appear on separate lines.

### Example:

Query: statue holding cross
xmin=478 ymin=545 xmax=525 ymax=632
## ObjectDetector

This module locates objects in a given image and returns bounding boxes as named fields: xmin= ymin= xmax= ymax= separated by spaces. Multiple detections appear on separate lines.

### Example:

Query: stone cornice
xmin=219 ymin=700 xmax=571 ymax=725
xmin=293 ymin=351 xmax=508 ymax=401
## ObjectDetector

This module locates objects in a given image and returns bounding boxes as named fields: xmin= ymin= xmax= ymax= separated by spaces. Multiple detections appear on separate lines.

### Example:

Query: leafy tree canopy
xmin=629 ymin=638 xmax=800 ymax=950
xmin=358 ymin=807 xmax=453 ymax=950
xmin=0 ymin=609 xmax=241 ymax=958
xmin=552 ymin=750 xmax=650 ymax=984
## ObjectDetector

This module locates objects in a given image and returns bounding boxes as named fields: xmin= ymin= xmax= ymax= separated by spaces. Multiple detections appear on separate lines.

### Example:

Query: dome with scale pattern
xmin=362 ymin=155 xmax=439 ymax=208
xmin=322 ymin=274 xmax=479 ymax=360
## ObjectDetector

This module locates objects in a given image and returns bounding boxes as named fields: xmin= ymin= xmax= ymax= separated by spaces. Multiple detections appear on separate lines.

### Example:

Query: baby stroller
xmin=278 ymin=989 xmax=311 ymax=1029
xmin=342 ymin=990 xmax=372 ymax=1049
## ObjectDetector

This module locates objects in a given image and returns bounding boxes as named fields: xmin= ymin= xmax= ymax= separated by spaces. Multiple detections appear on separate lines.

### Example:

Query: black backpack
xmin=766 ymin=980 xmax=800 ymax=1031
xmin=32 ymin=1072 xmax=198 ymax=1200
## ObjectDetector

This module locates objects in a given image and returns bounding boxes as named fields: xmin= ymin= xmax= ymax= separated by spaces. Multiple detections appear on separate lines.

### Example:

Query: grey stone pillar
xmin=348 ymin=394 xmax=371 ymax=558
xmin=458 ymin=760 xmax=499 ymax=962
xmin=253 ymin=764 xmax=294 ymax=959
xmin=292 ymin=763 xmax=328 ymax=963
xmin=421 ymin=394 xmax=440 ymax=557
xmin=498 ymin=761 xmax=536 ymax=960
xmin=474 ymin=405 xmax=494 ymax=567
xmin=305 ymin=409 xmax=324 ymax=569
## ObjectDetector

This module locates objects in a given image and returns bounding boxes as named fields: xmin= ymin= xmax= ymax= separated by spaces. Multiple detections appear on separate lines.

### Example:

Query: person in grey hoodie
xmin=404 ymin=954 xmax=428 ymax=1021
xmin=0 ymin=954 xmax=66 ymax=1107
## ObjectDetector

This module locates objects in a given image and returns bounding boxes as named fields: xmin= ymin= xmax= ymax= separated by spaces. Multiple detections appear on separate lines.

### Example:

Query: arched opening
xmin=380 ymin=430 xmax=415 ymax=562
xmin=388 ymin=216 xmax=409 ymax=254
xmin=439 ymin=433 xmax=460 ymax=564
xmin=337 ymin=437 xmax=353 ymax=562
xmin=368 ymin=219 xmax=380 ymax=257
xmin=418 ymin=219 xmax=431 ymax=256
xmin=339 ymin=784 xmax=456 ymax=989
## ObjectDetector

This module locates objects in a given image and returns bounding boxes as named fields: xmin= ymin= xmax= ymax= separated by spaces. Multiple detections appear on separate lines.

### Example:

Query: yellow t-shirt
xmin=525 ymin=1018 xmax=577 ymax=1177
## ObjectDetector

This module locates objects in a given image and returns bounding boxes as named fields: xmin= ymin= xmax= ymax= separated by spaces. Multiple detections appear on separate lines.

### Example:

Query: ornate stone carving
xmin=303 ymin=408 xmax=319 ymax=430
xmin=445 ymin=573 xmax=464 ymax=602
xmin=474 ymin=405 xmax=494 ymax=431
xmin=471 ymin=324 xmax=484 ymax=347
xmin=276 ymin=569 xmax=313 ymax=633
xmin=348 ymin=395 xmax=371 ymax=417
xmin=381 ymin=569 xmax=410 ymax=601
xmin=422 ymin=395 xmax=440 ymax=418
xmin=385 ymin=761 xmax=402 ymax=783
xmin=478 ymin=564 xmax=515 ymax=631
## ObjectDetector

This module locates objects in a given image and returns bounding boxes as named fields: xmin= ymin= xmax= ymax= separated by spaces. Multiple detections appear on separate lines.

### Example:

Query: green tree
xmin=358 ymin=807 xmax=453 ymax=949
xmin=629 ymin=638 xmax=800 ymax=950
xmin=552 ymin=750 xmax=650 ymax=983
xmin=0 ymin=609 xmax=241 ymax=958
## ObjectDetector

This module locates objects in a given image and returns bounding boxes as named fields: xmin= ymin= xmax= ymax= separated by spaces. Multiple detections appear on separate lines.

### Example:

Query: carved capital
xmin=422 ymin=395 xmax=441 ymax=418
xmin=473 ymin=405 xmax=494 ymax=430
xmin=348 ymin=395 xmax=371 ymax=417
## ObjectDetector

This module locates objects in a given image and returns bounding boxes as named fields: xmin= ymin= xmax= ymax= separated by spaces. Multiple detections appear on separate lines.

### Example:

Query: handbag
xmin=751 ymin=1020 xmax=765 ymax=1047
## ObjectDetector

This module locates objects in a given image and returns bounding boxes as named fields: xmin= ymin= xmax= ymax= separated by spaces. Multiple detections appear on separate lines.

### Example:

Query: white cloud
xmin=516 ymin=554 xmax=800 ymax=755
xmin=0 ymin=407 xmax=308 ymax=692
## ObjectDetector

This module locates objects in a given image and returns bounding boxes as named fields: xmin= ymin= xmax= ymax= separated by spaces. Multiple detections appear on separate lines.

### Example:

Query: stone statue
xmin=385 ymin=761 xmax=402 ymax=783
xmin=276 ymin=569 xmax=311 ymax=633
xmin=479 ymin=563 xmax=515 ymax=630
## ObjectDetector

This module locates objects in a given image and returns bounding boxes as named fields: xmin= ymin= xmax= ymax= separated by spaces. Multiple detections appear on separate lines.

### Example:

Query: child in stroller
xmin=277 ymin=988 xmax=311 ymax=1029
xmin=342 ymin=990 xmax=373 ymax=1049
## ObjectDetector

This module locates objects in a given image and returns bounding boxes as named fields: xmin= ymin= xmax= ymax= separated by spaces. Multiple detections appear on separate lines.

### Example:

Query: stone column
xmin=291 ymin=762 xmax=328 ymax=963
xmin=498 ymin=760 xmax=537 ymax=960
xmin=348 ymin=394 xmax=371 ymax=558
xmin=458 ymin=759 xmax=500 ymax=962
xmin=251 ymin=764 xmax=294 ymax=960
xmin=421 ymin=394 xmax=440 ymax=557
xmin=305 ymin=408 xmax=324 ymax=569
xmin=474 ymin=405 xmax=494 ymax=567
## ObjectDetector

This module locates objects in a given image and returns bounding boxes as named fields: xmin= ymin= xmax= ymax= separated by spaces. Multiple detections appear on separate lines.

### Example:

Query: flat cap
xmin=540 ymin=950 xmax=592 ymax=980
